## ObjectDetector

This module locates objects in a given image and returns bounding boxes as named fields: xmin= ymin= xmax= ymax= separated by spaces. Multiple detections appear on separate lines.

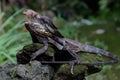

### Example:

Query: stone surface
xmin=16 ymin=43 xmax=102 ymax=80
xmin=0 ymin=43 xmax=103 ymax=80
xmin=0 ymin=61 xmax=54 ymax=80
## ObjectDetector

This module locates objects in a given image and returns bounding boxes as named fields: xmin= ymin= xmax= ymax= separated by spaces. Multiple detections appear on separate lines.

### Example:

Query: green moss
xmin=57 ymin=64 xmax=87 ymax=75
xmin=73 ymin=65 xmax=87 ymax=74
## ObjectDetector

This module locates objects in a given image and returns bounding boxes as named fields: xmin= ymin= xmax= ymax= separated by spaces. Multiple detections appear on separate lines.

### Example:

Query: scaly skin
xmin=64 ymin=38 xmax=119 ymax=65
xmin=23 ymin=9 xmax=119 ymax=67
xmin=40 ymin=38 xmax=119 ymax=65
xmin=23 ymin=9 xmax=81 ymax=64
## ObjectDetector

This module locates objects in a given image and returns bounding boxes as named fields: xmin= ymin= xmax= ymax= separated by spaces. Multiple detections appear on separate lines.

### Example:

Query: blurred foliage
xmin=1 ymin=0 xmax=120 ymax=19
xmin=0 ymin=8 xmax=31 ymax=65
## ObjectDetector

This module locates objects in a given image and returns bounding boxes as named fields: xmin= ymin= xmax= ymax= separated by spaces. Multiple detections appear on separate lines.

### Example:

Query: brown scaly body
xmin=64 ymin=39 xmax=119 ymax=65
xmin=23 ymin=9 xmax=81 ymax=62
xmin=23 ymin=9 xmax=119 ymax=69
xmin=23 ymin=9 xmax=64 ymax=39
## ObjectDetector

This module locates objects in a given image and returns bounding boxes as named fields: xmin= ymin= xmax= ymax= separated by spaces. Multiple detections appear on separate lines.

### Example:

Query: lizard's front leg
xmin=31 ymin=42 xmax=48 ymax=60
xmin=48 ymin=38 xmax=81 ymax=64
xmin=48 ymin=38 xmax=63 ymax=50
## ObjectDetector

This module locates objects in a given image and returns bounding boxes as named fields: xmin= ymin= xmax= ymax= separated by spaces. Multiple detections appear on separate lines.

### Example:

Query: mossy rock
xmin=16 ymin=43 xmax=103 ymax=80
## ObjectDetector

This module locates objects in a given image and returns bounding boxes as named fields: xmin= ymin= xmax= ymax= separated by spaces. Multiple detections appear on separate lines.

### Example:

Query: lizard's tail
xmin=80 ymin=44 xmax=119 ymax=65
xmin=79 ymin=60 xmax=118 ymax=65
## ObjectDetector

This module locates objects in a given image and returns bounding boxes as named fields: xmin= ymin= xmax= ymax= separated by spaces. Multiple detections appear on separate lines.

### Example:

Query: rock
xmin=0 ymin=43 xmax=103 ymax=80
xmin=16 ymin=43 xmax=103 ymax=80
xmin=0 ymin=61 xmax=54 ymax=80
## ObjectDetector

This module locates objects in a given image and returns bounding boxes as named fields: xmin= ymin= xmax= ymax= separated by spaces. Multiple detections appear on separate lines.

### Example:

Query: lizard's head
xmin=23 ymin=9 xmax=56 ymax=37
xmin=23 ymin=9 xmax=53 ymax=24
xmin=23 ymin=9 xmax=41 ymax=23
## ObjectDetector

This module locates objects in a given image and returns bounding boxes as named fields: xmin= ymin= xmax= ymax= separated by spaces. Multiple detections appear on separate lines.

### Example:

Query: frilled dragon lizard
xmin=22 ymin=9 xmax=119 ymax=73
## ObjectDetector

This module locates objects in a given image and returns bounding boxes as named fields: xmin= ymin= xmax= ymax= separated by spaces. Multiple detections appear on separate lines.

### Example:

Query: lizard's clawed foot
xmin=70 ymin=61 xmax=75 ymax=74
xmin=70 ymin=57 xmax=81 ymax=74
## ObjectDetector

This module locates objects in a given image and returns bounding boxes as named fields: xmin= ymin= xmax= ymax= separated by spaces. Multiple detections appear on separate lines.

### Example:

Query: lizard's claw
xmin=70 ymin=61 xmax=75 ymax=74
xmin=69 ymin=57 xmax=81 ymax=74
